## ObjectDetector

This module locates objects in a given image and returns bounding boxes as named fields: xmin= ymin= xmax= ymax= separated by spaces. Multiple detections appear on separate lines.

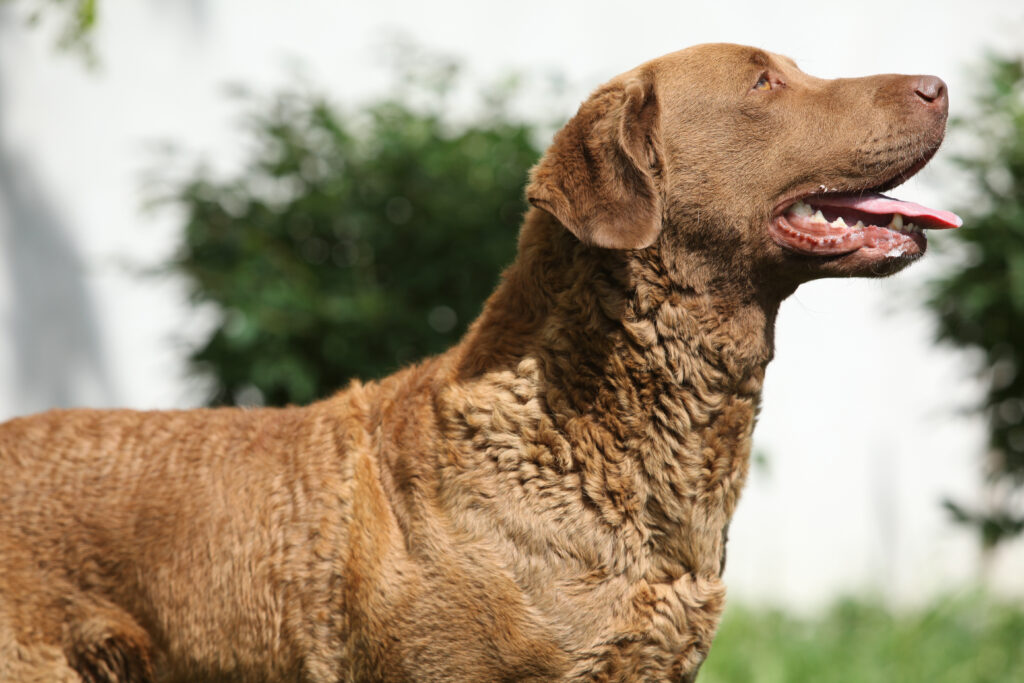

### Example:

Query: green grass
xmin=701 ymin=595 xmax=1024 ymax=683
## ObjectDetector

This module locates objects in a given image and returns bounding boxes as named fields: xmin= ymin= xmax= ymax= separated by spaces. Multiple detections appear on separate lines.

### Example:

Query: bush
xmin=162 ymin=65 xmax=544 ymax=406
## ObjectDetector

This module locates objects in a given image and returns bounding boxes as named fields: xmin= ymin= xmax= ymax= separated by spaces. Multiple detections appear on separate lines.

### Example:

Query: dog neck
xmin=452 ymin=208 xmax=782 ymax=578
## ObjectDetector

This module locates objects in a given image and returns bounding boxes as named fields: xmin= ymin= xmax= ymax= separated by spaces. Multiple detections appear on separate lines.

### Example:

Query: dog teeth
xmin=790 ymin=201 xmax=813 ymax=217
xmin=787 ymin=203 xmax=918 ymax=234
xmin=883 ymin=214 xmax=922 ymax=233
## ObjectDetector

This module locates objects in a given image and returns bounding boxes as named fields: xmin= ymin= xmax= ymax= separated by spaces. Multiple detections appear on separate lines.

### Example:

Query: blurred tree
xmin=928 ymin=55 xmax=1024 ymax=551
xmin=159 ymin=58 xmax=546 ymax=407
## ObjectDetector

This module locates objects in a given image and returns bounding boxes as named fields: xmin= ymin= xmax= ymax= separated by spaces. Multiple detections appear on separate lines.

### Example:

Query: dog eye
xmin=753 ymin=74 xmax=772 ymax=91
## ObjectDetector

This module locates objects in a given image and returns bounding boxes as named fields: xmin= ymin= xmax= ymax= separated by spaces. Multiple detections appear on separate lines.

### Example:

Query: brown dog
xmin=0 ymin=44 xmax=958 ymax=682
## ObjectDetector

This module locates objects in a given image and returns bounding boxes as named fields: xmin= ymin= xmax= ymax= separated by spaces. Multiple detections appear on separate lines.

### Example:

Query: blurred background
xmin=1 ymin=0 xmax=1023 ymax=680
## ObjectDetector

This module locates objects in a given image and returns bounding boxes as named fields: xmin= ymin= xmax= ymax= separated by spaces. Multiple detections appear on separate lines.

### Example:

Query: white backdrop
xmin=1 ymin=0 xmax=1022 ymax=607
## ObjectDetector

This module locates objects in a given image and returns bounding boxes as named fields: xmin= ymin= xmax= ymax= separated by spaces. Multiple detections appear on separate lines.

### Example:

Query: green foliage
xmin=927 ymin=54 xmax=1024 ymax=546
xmin=13 ymin=0 xmax=98 ymax=62
xmin=702 ymin=596 xmax=1024 ymax=683
xmin=162 ymin=68 xmax=544 ymax=406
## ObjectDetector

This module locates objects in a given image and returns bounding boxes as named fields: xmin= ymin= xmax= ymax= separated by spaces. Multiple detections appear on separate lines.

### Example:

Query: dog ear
xmin=526 ymin=73 xmax=663 ymax=250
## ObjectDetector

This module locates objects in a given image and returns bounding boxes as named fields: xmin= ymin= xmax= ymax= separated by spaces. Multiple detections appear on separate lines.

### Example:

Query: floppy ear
xmin=526 ymin=72 xmax=663 ymax=250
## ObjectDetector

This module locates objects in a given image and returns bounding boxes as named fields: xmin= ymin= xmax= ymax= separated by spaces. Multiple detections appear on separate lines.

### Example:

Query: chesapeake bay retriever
xmin=0 ymin=44 xmax=960 ymax=682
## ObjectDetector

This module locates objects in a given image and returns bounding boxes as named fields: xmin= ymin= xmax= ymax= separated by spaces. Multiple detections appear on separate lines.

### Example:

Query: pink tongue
xmin=811 ymin=193 xmax=962 ymax=229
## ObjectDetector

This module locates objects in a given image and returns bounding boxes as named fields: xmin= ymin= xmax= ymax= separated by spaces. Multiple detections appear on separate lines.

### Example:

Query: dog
xmin=0 ymin=43 xmax=959 ymax=682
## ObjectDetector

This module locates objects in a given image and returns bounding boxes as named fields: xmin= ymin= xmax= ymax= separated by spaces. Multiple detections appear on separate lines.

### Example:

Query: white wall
xmin=1 ymin=0 xmax=1022 ymax=607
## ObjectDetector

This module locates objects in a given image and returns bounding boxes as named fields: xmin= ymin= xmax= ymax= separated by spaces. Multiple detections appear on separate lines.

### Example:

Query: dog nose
xmin=913 ymin=76 xmax=947 ymax=105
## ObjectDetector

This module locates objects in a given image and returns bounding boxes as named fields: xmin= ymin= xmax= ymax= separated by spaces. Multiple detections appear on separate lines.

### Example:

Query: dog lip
xmin=858 ymin=227 xmax=927 ymax=259
xmin=770 ymin=143 xmax=943 ymax=219
xmin=770 ymin=213 xmax=863 ymax=256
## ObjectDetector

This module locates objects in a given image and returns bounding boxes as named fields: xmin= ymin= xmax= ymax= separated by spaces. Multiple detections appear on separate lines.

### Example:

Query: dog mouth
xmin=771 ymin=192 xmax=962 ymax=259
xmin=769 ymin=157 xmax=962 ymax=260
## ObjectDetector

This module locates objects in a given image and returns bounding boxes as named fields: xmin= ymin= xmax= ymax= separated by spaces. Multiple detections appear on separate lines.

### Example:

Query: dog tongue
xmin=812 ymin=193 xmax=962 ymax=229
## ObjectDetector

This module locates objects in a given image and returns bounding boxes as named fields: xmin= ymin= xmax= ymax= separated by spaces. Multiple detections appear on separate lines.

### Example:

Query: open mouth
xmin=770 ymin=190 xmax=962 ymax=259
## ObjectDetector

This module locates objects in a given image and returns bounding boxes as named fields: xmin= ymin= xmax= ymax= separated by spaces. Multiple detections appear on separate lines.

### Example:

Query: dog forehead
xmin=628 ymin=43 xmax=809 ymax=90
xmin=658 ymin=44 xmax=774 ymax=71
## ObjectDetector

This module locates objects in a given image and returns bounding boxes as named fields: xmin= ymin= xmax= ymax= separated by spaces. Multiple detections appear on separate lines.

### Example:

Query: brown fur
xmin=0 ymin=44 xmax=949 ymax=681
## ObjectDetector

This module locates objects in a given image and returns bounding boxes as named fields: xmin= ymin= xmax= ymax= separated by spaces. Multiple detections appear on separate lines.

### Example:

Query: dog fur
xmin=0 ymin=44 xmax=950 ymax=681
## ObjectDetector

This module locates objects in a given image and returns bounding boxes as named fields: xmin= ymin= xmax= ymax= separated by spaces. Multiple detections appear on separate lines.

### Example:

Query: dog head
xmin=526 ymin=43 xmax=960 ymax=286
